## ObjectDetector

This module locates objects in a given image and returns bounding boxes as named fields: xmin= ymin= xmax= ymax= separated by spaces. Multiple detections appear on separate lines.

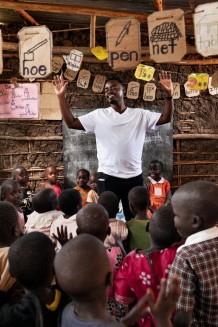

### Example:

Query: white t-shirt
xmin=79 ymin=107 xmax=161 ymax=178
xmin=50 ymin=214 xmax=77 ymax=250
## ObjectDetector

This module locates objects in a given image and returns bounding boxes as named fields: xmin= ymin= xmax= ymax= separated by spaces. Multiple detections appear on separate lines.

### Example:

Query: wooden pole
xmin=173 ymin=134 xmax=218 ymax=139
xmin=16 ymin=9 xmax=39 ymax=25
xmin=154 ymin=0 xmax=163 ymax=11
xmin=90 ymin=15 xmax=96 ymax=48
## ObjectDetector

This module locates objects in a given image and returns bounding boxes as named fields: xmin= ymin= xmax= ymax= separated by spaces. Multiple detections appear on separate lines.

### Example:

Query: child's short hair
xmin=149 ymin=159 xmax=164 ymax=171
xmin=128 ymin=186 xmax=150 ymax=211
xmin=76 ymin=168 xmax=90 ymax=179
xmin=8 ymin=232 xmax=55 ymax=289
xmin=98 ymin=191 xmax=119 ymax=218
xmin=76 ymin=203 xmax=109 ymax=240
xmin=0 ymin=202 xmax=19 ymax=243
xmin=32 ymin=188 xmax=57 ymax=213
xmin=54 ymin=234 xmax=111 ymax=300
xmin=149 ymin=206 xmax=181 ymax=248
xmin=11 ymin=166 xmax=27 ymax=178
xmin=1 ymin=179 xmax=19 ymax=200
xmin=58 ymin=189 xmax=82 ymax=216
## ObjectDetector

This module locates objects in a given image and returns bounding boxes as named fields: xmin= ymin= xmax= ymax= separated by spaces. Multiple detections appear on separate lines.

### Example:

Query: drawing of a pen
xmin=115 ymin=20 xmax=132 ymax=46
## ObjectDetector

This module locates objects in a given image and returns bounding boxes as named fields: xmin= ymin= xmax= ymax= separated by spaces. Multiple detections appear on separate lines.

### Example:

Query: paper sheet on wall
xmin=0 ymin=83 xmax=38 ymax=119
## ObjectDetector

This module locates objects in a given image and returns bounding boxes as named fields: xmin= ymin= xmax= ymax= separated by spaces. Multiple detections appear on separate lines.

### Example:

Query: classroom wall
xmin=0 ymin=25 xmax=217 ymax=190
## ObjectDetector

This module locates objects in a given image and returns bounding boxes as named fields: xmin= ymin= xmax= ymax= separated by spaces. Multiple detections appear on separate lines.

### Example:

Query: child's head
xmin=172 ymin=181 xmax=218 ymax=239
xmin=128 ymin=186 xmax=150 ymax=215
xmin=32 ymin=188 xmax=57 ymax=213
xmin=76 ymin=168 xmax=90 ymax=189
xmin=76 ymin=203 xmax=110 ymax=242
xmin=54 ymin=234 xmax=112 ymax=301
xmin=148 ymin=206 xmax=181 ymax=248
xmin=58 ymin=189 xmax=82 ymax=217
xmin=89 ymin=172 xmax=97 ymax=191
xmin=98 ymin=191 xmax=119 ymax=218
xmin=11 ymin=166 xmax=29 ymax=187
xmin=0 ymin=202 xmax=21 ymax=246
xmin=148 ymin=160 xmax=163 ymax=181
xmin=45 ymin=165 xmax=58 ymax=185
xmin=1 ymin=179 xmax=23 ymax=207
xmin=8 ymin=232 xmax=55 ymax=290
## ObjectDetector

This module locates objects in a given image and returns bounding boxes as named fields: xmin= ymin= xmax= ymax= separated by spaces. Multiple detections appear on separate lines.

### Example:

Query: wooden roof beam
xmin=0 ymin=0 xmax=193 ymax=24
xmin=16 ymin=9 xmax=39 ymax=25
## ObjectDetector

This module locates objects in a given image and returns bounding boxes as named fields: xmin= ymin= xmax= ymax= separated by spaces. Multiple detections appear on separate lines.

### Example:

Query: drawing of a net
xmin=150 ymin=22 xmax=182 ymax=42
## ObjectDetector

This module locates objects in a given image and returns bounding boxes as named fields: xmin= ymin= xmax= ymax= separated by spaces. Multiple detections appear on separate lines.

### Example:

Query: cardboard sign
xmin=91 ymin=46 xmax=108 ymax=60
xmin=135 ymin=64 xmax=155 ymax=81
xmin=0 ymin=83 xmax=38 ymax=118
xmin=184 ymin=82 xmax=200 ymax=97
xmin=40 ymin=82 xmax=61 ymax=120
xmin=172 ymin=82 xmax=180 ymax=99
xmin=18 ymin=26 xmax=52 ymax=78
xmin=92 ymin=75 xmax=106 ymax=93
xmin=64 ymin=68 xmax=77 ymax=81
xmin=143 ymin=83 xmax=156 ymax=101
xmin=63 ymin=49 xmax=83 ymax=72
xmin=126 ymin=81 xmax=140 ymax=99
xmin=148 ymin=9 xmax=186 ymax=63
xmin=52 ymin=56 xmax=64 ymax=74
xmin=77 ymin=69 xmax=91 ymax=89
xmin=211 ymin=70 xmax=218 ymax=88
xmin=194 ymin=2 xmax=218 ymax=57
xmin=106 ymin=18 xmax=141 ymax=71
xmin=208 ymin=76 xmax=218 ymax=95
xmin=0 ymin=30 xmax=3 ymax=74
xmin=187 ymin=73 xmax=209 ymax=90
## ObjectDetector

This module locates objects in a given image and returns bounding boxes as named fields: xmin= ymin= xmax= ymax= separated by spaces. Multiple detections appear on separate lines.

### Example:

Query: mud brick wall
xmin=0 ymin=25 xmax=218 ymax=191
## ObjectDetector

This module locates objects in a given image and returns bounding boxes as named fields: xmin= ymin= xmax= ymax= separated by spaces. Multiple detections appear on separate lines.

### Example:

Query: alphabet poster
xmin=194 ymin=2 xmax=218 ymax=57
xmin=0 ymin=83 xmax=38 ymax=119
xmin=18 ymin=26 xmax=52 ymax=78
xmin=148 ymin=9 xmax=186 ymax=63
xmin=106 ymin=18 xmax=141 ymax=71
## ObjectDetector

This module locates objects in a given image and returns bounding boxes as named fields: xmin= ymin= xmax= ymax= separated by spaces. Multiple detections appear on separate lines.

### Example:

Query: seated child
xmin=76 ymin=203 xmax=125 ymax=318
xmin=1 ymin=179 xmax=25 ymax=233
xmin=54 ymin=234 xmax=151 ymax=327
xmin=144 ymin=160 xmax=172 ymax=218
xmin=42 ymin=165 xmax=63 ymax=198
xmin=126 ymin=186 xmax=150 ymax=251
xmin=86 ymin=172 xmax=99 ymax=203
xmin=25 ymin=188 xmax=63 ymax=236
xmin=73 ymin=168 xmax=91 ymax=206
xmin=114 ymin=206 xmax=182 ymax=327
xmin=0 ymin=232 xmax=67 ymax=326
xmin=0 ymin=202 xmax=21 ymax=300
xmin=98 ymin=191 xmax=128 ymax=248
xmin=167 ymin=181 xmax=218 ymax=327
xmin=11 ymin=166 xmax=34 ymax=223
xmin=50 ymin=189 xmax=82 ymax=250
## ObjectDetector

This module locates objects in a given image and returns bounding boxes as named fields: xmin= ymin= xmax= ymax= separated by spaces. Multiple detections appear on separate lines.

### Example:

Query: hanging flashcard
xmin=0 ymin=83 xmax=38 ymax=119
xmin=77 ymin=69 xmax=91 ymax=89
xmin=126 ymin=81 xmax=140 ymax=99
xmin=143 ymin=83 xmax=156 ymax=101
xmin=187 ymin=73 xmax=209 ymax=90
xmin=64 ymin=68 xmax=77 ymax=81
xmin=92 ymin=75 xmax=106 ymax=93
xmin=18 ymin=26 xmax=52 ymax=78
xmin=52 ymin=56 xmax=64 ymax=74
xmin=134 ymin=64 xmax=155 ymax=81
xmin=211 ymin=71 xmax=218 ymax=88
xmin=194 ymin=2 xmax=218 ymax=57
xmin=184 ymin=82 xmax=200 ymax=97
xmin=172 ymin=82 xmax=180 ymax=99
xmin=148 ymin=9 xmax=186 ymax=63
xmin=40 ymin=82 xmax=61 ymax=120
xmin=63 ymin=49 xmax=83 ymax=72
xmin=91 ymin=46 xmax=108 ymax=60
xmin=0 ymin=30 xmax=3 ymax=74
xmin=208 ymin=76 xmax=218 ymax=95
xmin=106 ymin=18 xmax=141 ymax=71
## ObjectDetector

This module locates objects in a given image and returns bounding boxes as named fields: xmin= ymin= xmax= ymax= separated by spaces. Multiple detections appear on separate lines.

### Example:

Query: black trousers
xmin=97 ymin=173 xmax=143 ymax=221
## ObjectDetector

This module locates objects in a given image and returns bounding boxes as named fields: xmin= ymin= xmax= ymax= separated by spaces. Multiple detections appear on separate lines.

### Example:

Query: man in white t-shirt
xmin=52 ymin=71 xmax=174 ymax=220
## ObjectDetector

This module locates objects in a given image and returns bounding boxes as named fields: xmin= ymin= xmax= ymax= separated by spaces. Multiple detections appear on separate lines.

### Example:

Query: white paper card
xmin=77 ymin=69 xmax=91 ymax=89
xmin=143 ymin=83 xmax=156 ymax=101
xmin=184 ymin=82 xmax=200 ymax=97
xmin=126 ymin=81 xmax=140 ymax=99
